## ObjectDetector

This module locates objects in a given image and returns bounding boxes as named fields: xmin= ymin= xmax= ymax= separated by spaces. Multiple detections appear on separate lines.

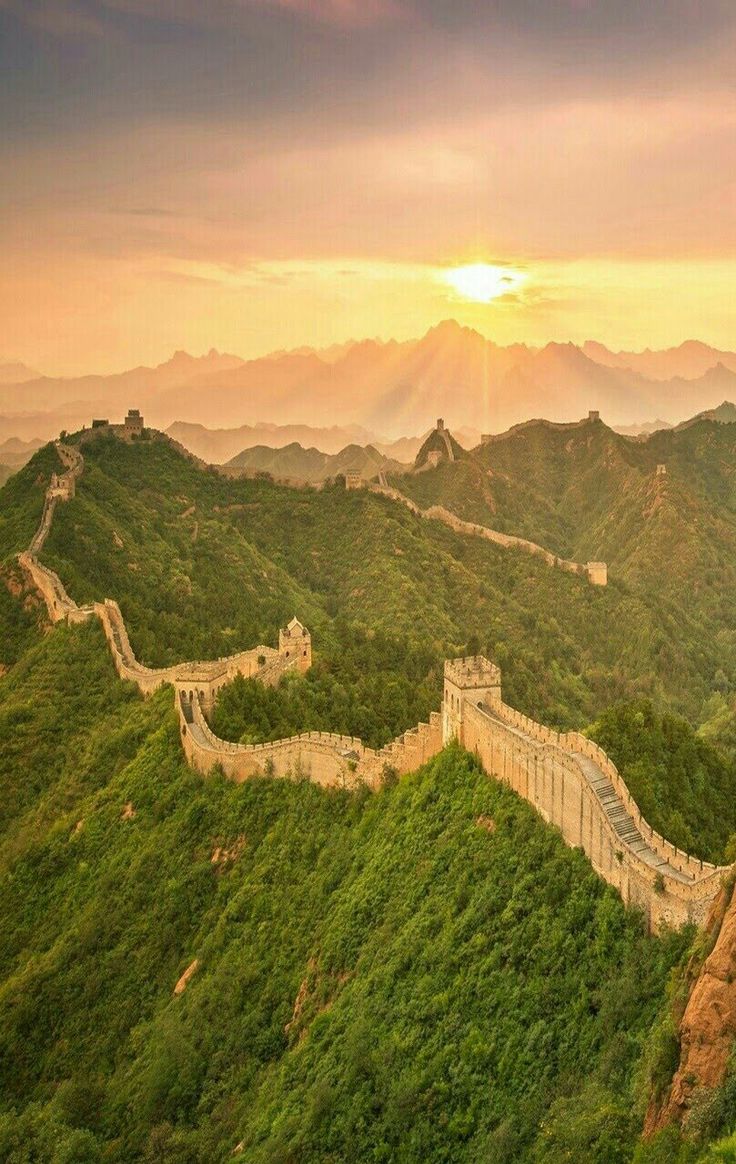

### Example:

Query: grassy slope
xmin=26 ymin=433 xmax=729 ymax=732
xmin=393 ymin=419 xmax=736 ymax=598
xmin=0 ymin=444 xmax=60 ymax=563
xmin=4 ymin=432 xmax=736 ymax=848
xmin=0 ymin=623 xmax=690 ymax=1163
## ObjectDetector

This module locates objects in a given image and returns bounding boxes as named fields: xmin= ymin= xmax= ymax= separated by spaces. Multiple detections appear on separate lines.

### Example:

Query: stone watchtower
xmin=442 ymin=656 xmax=501 ymax=744
xmin=124 ymin=409 xmax=144 ymax=436
xmin=586 ymin=561 xmax=608 ymax=586
xmin=279 ymin=616 xmax=312 ymax=673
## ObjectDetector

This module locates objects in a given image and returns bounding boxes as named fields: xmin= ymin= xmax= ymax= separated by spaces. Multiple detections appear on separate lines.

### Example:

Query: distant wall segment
xmin=369 ymin=486 xmax=607 ymax=585
xmin=15 ymin=434 xmax=726 ymax=931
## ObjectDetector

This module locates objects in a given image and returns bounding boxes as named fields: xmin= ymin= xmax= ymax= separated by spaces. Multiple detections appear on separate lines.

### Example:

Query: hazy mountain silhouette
xmin=4 ymin=324 xmax=736 ymax=441
xmin=0 ymin=360 xmax=39 ymax=384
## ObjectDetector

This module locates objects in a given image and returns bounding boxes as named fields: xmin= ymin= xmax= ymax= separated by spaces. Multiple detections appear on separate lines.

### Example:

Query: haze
xmin=1 ymin=0 xmax=736 ymax=376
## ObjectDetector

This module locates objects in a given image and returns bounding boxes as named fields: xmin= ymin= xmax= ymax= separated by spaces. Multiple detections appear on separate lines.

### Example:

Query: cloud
xmin=241 ymin=0 xmax=412 ymax=29
xmin=0 ymin=0 xmax=108 ymax=38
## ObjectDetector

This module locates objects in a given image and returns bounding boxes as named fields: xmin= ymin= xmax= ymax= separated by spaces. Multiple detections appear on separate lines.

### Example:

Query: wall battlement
xmin=444 ymin=656 xmax=501 ymax=691
xmin=15 ymin=440 xmax=728 ymax=933
xmin=369 ymin=485 xmax=608 ymax=586
xmin=444 ymin=657 xmax=728 ymax=930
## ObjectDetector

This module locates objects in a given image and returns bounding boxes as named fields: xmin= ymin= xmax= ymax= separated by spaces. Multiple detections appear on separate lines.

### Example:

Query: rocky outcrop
xmin=173 ymin=959 xmax=199 ymax=996
xmin=646 ymin=879 xmax=736 ymax=1133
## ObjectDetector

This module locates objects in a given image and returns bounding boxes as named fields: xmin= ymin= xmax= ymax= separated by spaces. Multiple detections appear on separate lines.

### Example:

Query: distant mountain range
xmin=168 ymin=420 xmax=378 ymax=462
xmin=167 ymin=420 xmax=481 ymax=465
xmin=0 ymin=360 xmax=39 ymax=385
xmin=5 ymin=323 xmax=736 ymax=443
xmin=224 ymin=442 xmax=408 ymax=484
xmin=0 ymin=436 xmax=44 ymax=486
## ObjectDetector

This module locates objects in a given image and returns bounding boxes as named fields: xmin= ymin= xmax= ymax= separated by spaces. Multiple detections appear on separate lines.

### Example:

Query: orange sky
xmin=2 ymin=1 xmax=736 ymax=375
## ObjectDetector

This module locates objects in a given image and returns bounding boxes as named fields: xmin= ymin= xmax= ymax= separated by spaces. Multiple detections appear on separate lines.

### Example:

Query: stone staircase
xmin=572 ymin=752 xmax=690 ymax=883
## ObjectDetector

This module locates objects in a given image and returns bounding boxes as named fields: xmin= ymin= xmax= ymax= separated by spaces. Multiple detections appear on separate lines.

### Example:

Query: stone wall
xmin=369 ymin=485 xmax=607 ymax=585
xmin=179 ymin=690 xmax=443 ymax=791
xmin=457 ymin=696 xmax=725 ymax=930
xmin=21 ymin=443 xmax=301 ymax=705
xmin=96 ymin=597 xmax=296 ymax=708
xmin=16 ymin=436 xmax=728 ymax=933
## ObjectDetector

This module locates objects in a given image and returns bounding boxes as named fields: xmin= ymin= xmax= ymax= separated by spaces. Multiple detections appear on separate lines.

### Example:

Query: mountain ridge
xmin=5 ymin=323 xmax=736 ymax=441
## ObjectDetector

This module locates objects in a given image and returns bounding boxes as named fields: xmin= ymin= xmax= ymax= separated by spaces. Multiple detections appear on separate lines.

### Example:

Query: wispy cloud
xmin=252 ymin=0 xmax=412 ymax=28
xmin=0 ymin=0 xmax=108 ymax=37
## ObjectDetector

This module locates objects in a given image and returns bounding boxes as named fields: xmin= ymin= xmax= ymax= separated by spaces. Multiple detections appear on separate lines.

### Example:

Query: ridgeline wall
xmin=368 ymin=483 xmax=607 ymax=585
xmin=13 ymin=434 xmax=728 ymax=931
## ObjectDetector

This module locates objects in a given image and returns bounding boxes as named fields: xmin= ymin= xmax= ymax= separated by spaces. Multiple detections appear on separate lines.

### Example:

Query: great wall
xmin=13 ymin=427 xmax=730 ymax=932
xmin=368 ymin=417 xmax=608 ymax=586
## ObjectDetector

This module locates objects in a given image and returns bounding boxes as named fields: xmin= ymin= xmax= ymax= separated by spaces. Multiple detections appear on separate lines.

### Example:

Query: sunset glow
xmin=443 ymin=264 xmax=526 ymax=304
xmin=1 ymin=2 xmax=736 ymax=373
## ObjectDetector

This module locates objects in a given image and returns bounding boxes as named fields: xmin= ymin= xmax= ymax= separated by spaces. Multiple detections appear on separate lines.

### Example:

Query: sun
xmin=443 ymin=262 xmax=526 ymax=303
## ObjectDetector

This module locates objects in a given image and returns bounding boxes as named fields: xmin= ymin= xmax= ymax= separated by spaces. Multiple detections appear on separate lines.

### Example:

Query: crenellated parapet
xmin=447 ymin=656 xmax=729 ymax=930
xmin=368 ymin=484 xmax=608 ymax=585
xmin=15 ymin=440 xmax=729 ymax=932
xmin=179 ymin=689 xmax=443 ymax=791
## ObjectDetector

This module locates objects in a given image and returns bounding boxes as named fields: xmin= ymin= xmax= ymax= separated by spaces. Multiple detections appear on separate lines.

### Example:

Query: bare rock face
xmin=646 ymin=880 xmax=736 ymax=1134
xmin=173 ymin=959 xmax=199 ymax=996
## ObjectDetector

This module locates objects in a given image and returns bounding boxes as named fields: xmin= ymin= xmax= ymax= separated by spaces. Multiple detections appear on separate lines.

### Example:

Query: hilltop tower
xmin=279 ymin=616 xmax=312 ymax=672
xmin=413 ymin=418 xmax=463 ymax=472
xmin=442 ymin=656 xmax=501 ymax=744
xmin=124 ymin=409 xmax=144 ymax=437
xmin=586 ymin=561 xmax=608 ymax=586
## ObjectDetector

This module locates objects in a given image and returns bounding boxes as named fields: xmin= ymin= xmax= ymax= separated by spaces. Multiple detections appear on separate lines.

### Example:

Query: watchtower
xmin=437 ymin=418 xmax=445 ymax=431
xmin=442 ymin=656 xmax=501 ymax=744
xmin=279 ymin=616 xmax=312 ymax=673
xmin=588 ymin=410 xmax=600 ymax=422
xmin=345 ymin=471 xmax=363 ymax=490
xmin=656 ymin=463 xmax=667 ymax=477
xmin=586 ymin=561 xmax=608 ymax=586
xmin=124 ymin=409 xmax=143 ymax=436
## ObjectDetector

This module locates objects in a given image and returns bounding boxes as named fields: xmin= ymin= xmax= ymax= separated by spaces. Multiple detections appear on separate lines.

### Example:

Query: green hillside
xmin=3 ymin=432 xmax=736 ymax=1160
xmin=0 ymin=622 xmax=691 ymax=1163
xmin=392 ymin=417 xmax=736 ymax=603
xmin=15 ymin=431 xmax=736 ymax=735
xmin=225 ymin=440 xmax=405 ymax=483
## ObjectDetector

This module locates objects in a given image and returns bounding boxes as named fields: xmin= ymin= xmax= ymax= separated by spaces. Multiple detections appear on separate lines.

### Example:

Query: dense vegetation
xmin=394 ymin=418 xmax=736 ymax=644
xmin=211 ymin=623 xmax=440 ymax=750
xmin=588 ymin=701 xmax=736 ymax=865
xmin=0 ymin=563 xmax=44 ymax=672
xmin=3 ymin=429 xmax=736 ymax=1160
xmin=16 ymin=431 xmax=735 ymax=735
xmin=0 ymin=623 xmax=693 ymax=1162
xmin=0 ymin=442 xmax=59 ymax=562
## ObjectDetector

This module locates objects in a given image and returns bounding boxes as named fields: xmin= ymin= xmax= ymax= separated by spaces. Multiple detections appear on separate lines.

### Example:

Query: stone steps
xmin=572 ymin=752 xmax=690 ymax=882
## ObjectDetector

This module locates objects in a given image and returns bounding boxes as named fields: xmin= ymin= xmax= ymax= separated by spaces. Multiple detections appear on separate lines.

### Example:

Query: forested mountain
xmin=3 ymin=428 xmax=736 ymax=1160
xmin=394 ymin=414 xmax=736 ymax=605
xmin=224 ymin=441 xmax=408 ymax=483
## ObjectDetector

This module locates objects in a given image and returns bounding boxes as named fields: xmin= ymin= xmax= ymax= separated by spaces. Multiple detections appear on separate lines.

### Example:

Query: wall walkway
xmin=369 ymin=482 xmax=607 ymax=585
xmin=457 ymin=693 xmax=726 ymax=930
xmin=13 ymin=438 xmax=728 ymax=930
